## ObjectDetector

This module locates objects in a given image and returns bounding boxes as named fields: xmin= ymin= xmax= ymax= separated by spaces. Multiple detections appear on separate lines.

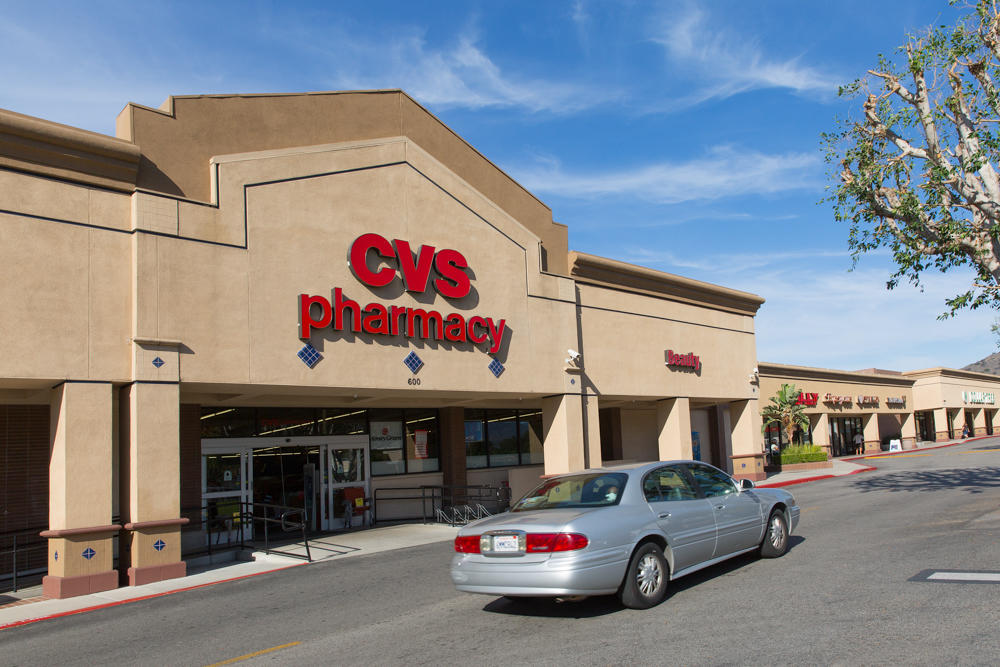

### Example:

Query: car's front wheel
xmin=759 ymin=509 xmax=788 ymax=558
xmin=618 ymin=542 xmax=669 ymax=609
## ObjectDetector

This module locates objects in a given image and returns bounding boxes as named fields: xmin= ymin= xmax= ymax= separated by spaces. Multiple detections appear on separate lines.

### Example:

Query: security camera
xmin=567 ymin=349 xmax=581 ymax=360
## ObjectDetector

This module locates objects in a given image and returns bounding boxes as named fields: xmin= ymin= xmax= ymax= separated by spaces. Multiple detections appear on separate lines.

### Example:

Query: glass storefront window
xmin=319 ymin=408 xmax=368 ymax=436
xmin=370 ymin=419 xmax=405 ymax=475
xmin=256 ymin=407 xmax=320 ymax=437
xmin=465 ymin=409 xmax=487 ymax=469
xmin=405 ymin=409 xmax=439 ymax=473
xmin=201 ymin=407 xmax=256 ymax=438
xmin=204 ymin=453 xmax=242 ymax=493
xmin=519 ymin=411 xmax=544 ymax=464
xmin=487 ymin=410 xmax=519 ymax=467
xmin=466 ymin=409 xmax=545 ymax=469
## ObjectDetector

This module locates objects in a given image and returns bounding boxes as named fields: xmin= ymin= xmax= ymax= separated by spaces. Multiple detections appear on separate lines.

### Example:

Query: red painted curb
xmin=0 ymin=562 xmax=305 ymax=632
xmin=757 ymin=465 xmax=875 ymax=488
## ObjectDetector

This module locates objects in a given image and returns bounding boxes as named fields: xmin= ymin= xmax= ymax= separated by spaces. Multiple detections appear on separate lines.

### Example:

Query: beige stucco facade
xmin=759 ymin=363 xmax=1000 ymax=456
xmin=0 ymin=91 xmax=767 ymax=598
xmin=904 ymin=368 xmax=1000 ymax=440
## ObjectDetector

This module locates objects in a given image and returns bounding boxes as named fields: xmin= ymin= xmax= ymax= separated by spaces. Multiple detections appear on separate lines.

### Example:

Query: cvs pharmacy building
xmin=0 ymin=91 xmax=764 ymax=598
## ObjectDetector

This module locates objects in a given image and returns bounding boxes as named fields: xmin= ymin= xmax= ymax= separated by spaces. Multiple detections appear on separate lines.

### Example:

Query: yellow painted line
xmin=863 ymin=453 xmax=931 ymax=459
xmin=204 ymin=642 xmax=301 ymax=667
xmin=961 ymin=449 xmax=997 ymax=453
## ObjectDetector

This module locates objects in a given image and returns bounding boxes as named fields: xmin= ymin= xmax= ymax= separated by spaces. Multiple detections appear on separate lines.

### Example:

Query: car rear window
xmin=512 ymin=472 xmax=628 ymax=511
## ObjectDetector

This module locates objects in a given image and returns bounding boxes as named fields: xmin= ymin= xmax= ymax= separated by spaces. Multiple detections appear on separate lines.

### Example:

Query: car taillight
xmin=454 ymin=535 xmax=481 ymax=553
xmin=526 ymin=533 xmax=589 ymax=552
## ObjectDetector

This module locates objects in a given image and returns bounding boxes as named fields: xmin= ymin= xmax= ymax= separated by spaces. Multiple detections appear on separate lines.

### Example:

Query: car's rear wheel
xmin=618 ymin=542 xmax=669 ymax=609
xmin=759 ymin=509 xmax=788 ymax=558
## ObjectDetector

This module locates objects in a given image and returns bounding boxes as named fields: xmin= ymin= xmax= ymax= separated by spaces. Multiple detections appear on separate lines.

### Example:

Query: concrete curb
xmin=757 ymin=465 xmax=875 ymax=488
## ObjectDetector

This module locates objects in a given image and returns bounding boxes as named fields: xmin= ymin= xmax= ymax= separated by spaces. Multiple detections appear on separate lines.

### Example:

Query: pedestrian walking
xmin=853 ymin=431 xmax=864 ymax=455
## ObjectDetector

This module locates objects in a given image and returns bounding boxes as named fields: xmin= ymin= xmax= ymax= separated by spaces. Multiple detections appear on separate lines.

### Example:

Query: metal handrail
xmin=1 ymin=525 xmax=49 ymax=593
xmin=241 ymin=501 xmax=312 ymax=562
xmin=372 ymin=485 xmax=509 ymax=525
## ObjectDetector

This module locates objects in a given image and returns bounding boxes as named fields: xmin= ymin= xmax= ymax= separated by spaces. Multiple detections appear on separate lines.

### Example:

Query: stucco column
xmin=542 ymin=394 xmax=586 ymax=475
xmin=42 ymin=382 xmax=119 ymax=599
xmin=657 ymin=397 xmax=692 ymax=462
xmin=729 ymin=399 xmax=765 ymax=481
xmin=992 ymin=409 xmax=1000 ymax=435
xmin=121 ymin=381 xmax=187 ymax=586
xmin=862 ymin=414 xmax=880 ymax=454
xmin=899 ymin=413 xmax=916 ymax=449
xmin=933 ymin=408 xmax=951 ymax=441
xmin=972 ymin=408 xmax=987 ymax=436
xmin=810 ymin=413 xmax=830 ymax=459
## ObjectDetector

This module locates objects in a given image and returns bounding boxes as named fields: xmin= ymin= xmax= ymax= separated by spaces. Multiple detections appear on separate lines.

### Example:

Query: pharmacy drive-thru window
xmin=0 ymin=91 xmax=765 ymax=599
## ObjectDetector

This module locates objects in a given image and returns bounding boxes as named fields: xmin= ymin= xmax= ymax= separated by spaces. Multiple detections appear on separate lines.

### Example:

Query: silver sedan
xmin=450 ymin=460 xmax=799 ymax=609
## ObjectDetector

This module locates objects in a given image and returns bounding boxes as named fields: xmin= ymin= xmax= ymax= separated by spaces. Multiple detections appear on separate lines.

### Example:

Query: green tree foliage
xmin=760 ymin=383 xmax=810 ymax=446
xmin=825 ymin=1 xmax=1000 ymax=317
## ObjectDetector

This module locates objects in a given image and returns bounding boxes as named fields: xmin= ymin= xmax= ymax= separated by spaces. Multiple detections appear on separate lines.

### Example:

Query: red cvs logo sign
xmin=348 ymin=233 xmax=471 ymax=298
xmin=299 ymin=233 xmax=507 ymax=354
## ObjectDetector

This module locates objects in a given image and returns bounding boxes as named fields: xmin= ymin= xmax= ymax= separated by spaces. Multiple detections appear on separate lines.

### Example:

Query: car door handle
xmin=658 ymin=513 xmax=671 ymax=519
xmin=714 ymin=505 xmax=726 ymax=511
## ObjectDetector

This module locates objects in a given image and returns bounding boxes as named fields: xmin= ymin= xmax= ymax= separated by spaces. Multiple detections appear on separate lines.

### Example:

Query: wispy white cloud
xmin=648 ymin=3 xmax=842 ymax=110
xmin=321 ymin=28 xmax=617 ymax=114
xmin=515 ymin=145 xmax=821 ymax=204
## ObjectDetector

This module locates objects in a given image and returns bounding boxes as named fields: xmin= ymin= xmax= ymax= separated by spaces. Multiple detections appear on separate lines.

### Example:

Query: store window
xmin=466 ymin=409 xmax=544 ymax=469
xmin=369 ymin=408 xmax=441 ymax=476
xmin=405 ymin=409 xmax=439 ymax=474
xmin=764 ymin=421 xmax=814 ymax=449
xmin=200 ymin=407 xmax=370 ymax=438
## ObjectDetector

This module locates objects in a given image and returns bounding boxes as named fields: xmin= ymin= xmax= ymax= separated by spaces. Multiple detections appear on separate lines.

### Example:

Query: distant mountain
xmin=964 ymin=352 xmax=1000 ymax=376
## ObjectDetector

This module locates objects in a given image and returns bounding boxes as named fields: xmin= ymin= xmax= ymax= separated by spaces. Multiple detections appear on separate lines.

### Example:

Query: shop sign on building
xmin=298 ymin=233 xmax=508 ymax=353
xmin=886 ymin=396 xmax=906 ymax=407
xmin=962 ymin=391 xmax=996 ymax=404
xmin=824 ymin=394 xmax=852 ymax=405
xmin=856 ymin=395 xmax=879 ymax=406
xmin=666 ymin=350 xmax=701 ymax=371
xmin=796 ymin=392 xmax=819 ymax=406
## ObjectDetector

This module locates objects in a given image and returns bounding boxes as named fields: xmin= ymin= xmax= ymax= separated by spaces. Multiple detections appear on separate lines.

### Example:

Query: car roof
xmin=560 ymin=460 xmax=709 ymax=475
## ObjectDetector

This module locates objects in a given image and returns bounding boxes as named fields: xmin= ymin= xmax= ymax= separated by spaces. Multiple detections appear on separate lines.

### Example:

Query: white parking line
xmin=927 ymin=572 xmax=1000 ymax=583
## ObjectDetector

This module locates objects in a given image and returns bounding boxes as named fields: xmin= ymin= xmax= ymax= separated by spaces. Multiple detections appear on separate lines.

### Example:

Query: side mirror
xmin=738 ymin=478 xmax=756 ymax=491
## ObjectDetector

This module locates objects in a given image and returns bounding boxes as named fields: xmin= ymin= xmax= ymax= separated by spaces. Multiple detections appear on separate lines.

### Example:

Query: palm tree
xmin=760 ymin=383 xmax=810 ymax=448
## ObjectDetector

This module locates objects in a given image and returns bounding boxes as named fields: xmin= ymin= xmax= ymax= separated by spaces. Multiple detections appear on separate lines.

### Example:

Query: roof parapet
xmin=0 ymin=108 xmax=139 ymax=191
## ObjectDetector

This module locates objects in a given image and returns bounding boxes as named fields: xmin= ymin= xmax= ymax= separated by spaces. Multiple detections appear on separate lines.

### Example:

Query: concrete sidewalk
xmin=0 ymin=523 xmax=458 ymax=631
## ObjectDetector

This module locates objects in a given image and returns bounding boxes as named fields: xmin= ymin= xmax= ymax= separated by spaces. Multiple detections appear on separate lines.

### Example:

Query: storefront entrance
xmin=829 ymin=416 xmax=864 ymax=457
xmin=201 ymin=435 xmax=370 ymax=535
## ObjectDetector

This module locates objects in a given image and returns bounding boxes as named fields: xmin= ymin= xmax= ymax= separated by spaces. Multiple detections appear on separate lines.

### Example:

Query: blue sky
xmin=2 ymin=0 xmax=994 ymax=371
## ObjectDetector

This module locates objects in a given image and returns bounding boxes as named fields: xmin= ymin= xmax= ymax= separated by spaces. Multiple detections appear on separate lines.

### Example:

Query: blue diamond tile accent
xmin=54 ymin=551 xmax=58 ymax=562
xmin=153 ymin=539 xmax=166 ymax=552
xmin=152 ymin=356 xmax=165 ymax=368
xmin=488 ymin=358 xmax=505 ymax=378
xmin=403 ymin=351 xmax=423 ymax=374
xmin=297 ymin=343 xmax=322 ymax=368
xmin=82 ymin=547 xmax=96 ymax=560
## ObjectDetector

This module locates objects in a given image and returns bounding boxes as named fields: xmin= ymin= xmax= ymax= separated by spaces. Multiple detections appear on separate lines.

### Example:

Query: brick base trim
xmin=42 ymin=570 xmax=118 ymax=599
xmin=127 ymin=561 xmax=186 ymax=587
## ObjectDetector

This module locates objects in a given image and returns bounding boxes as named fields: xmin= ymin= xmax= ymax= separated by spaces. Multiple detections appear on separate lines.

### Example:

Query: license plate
xmin=492 ymin=534 xmax=520 ymax=552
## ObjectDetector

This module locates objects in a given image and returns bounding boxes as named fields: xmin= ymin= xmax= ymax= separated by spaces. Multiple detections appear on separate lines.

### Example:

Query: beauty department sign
xmin=298 ymin=233 xmax=507 ymax=353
